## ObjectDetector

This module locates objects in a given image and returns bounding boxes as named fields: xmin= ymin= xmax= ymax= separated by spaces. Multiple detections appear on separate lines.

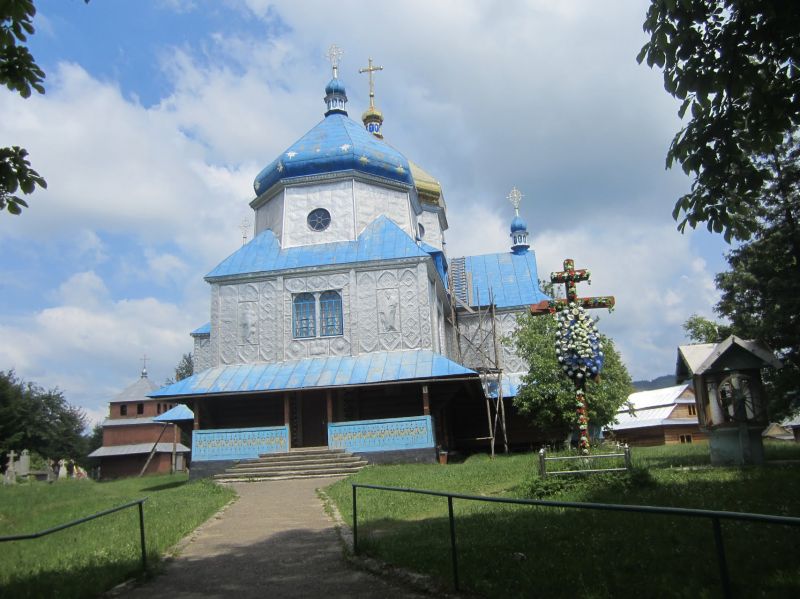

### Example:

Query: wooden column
xmin=422 ymin=384 xmax=430 ymax=416
xmin=326 ymin=390 xmax=333 ymax=423
xmin=193 ymin=400 xmax=201 ymax=430
xmin=283 ymin=393 xmax=291 ymax=426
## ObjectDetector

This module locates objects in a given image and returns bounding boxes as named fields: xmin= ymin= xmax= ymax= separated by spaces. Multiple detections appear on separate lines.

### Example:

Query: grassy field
xmin=327 ymin=441 xmax=800 ymax=598
xmin=0 ymin=474 xmax=235 ymax=598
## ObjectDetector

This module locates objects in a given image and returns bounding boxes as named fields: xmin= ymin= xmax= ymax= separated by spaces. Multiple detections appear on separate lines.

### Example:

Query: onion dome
xmin=507 ymin=187 xmax=530 ymax=254
xmin=511 ymin=215 xmax=527 ymax=233
xmin=324 ymin=77 xmax=348 ymax=116
xmin=362 ymin=105 xmax=384 ymax=137
xmin=253 ymin=112 xmax=414 ymax=197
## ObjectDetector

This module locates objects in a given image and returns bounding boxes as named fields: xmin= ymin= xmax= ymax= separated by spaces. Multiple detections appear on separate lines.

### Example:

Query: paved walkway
xmin=122 ymin=478 xmax=425 ymax=599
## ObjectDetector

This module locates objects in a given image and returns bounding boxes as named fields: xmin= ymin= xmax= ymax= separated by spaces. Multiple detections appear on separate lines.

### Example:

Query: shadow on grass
xmin=354 ymin=467 xmax=800 ymax=598
xmin=139 ymin=480 xmax=188 ymax=492
xmin=3 ymin=524 xmax=425 ymax=599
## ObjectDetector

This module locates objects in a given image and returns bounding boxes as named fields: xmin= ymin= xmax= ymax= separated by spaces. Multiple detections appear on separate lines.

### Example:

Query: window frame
xmin=292 ymin=289 xmax=344 ymax=339
xmin=319 ymin=290 xmax=343 ymax=337
xmin=293 ymin=293 xmax=317 ymax=338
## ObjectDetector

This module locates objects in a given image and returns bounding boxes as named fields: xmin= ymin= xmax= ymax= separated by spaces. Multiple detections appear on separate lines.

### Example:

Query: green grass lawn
xmin=327 ymin=442 xmax=800 ymax=598
xmin=0 ymin=474 xmax=235 ymax=598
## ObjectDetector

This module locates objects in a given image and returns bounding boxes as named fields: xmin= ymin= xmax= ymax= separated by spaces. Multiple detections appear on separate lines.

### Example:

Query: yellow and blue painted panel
xmin=328 ymin=415 xmax=434 ymax=453
xmin=192 ymin=426 xmax=289 ymax=461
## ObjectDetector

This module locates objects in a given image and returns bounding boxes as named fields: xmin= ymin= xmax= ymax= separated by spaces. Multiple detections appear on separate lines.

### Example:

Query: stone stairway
xmin=213 ymin=447 xmax=367 ymax=483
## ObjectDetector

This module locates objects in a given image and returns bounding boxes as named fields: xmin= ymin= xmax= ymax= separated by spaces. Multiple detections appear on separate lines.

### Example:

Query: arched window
xmin=319 ymin=291 xmax=343 ymax=336
xmin=293 ymin=293 xmax=316 ymax=338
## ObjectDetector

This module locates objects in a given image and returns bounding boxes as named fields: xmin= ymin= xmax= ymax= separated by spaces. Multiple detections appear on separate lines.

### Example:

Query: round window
xmin=307 ymin=208 xmax=331 ymax=232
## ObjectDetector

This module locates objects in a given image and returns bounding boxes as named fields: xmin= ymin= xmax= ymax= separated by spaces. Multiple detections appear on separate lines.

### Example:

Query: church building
xmin=152 ymin=49 xmax=549 ymax=474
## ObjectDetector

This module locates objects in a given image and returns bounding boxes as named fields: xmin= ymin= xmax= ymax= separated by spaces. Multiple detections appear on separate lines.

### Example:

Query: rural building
xmin=149 ymin=53 xmax=552 ymax=476
xmin=89 ymin=370 xmax=190 ymax=478
xmin=606 ymin=384 xmax=706 ymax=446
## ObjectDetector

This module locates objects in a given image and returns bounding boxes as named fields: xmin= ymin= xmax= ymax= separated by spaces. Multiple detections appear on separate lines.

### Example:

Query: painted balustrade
xmin=328 ymin=415 xmax=434 ymax=453
xmin=192 ymin=426 xmax=289 ymax=461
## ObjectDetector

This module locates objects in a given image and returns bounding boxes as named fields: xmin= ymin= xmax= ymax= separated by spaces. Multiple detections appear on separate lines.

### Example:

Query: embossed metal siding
xmin=151 ymin=350 xmax=477 ymax=398
xmin=206 ymin=216 xmax=430 ymax=280
xmin=463 ymin=250 xmax=550 ymax=309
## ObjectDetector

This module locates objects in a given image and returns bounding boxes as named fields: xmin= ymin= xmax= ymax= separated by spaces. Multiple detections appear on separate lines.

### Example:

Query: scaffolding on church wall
xmin=448 ymin=264 xmax=509 ymax=457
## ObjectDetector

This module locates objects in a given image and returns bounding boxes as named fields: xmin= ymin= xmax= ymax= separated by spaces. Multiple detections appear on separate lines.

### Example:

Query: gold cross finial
xmin=507 ymin=187 xmax=523 ymax=216
xmin=358 ymin=57 xmax=384 ymax=109
xmin=327 ymin=44 xmax=344 ymax=79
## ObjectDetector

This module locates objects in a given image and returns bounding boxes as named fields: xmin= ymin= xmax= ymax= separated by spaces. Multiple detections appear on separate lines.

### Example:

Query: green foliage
xmin=0 ymin=474 xmax=235 ymax=598
xmin=682 ymin=313 xmax=731 ymax=343
xmin=1 ymin=0 xmax=47 ymax=215
xmin=165 ymin=352 xmax=194 ymax=385
xmin=509 ymin=313 xmax=633 ymax=442
xmin=638 ymin=0 xmax=800 ymax=242
xmin=0 ymin=370 xmax=88 ymax=464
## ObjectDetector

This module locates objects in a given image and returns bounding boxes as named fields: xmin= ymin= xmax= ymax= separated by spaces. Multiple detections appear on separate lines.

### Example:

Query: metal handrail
xmin=0 ymin=498 xmax=149 ymax=571
xmin=352 ymin=483 xmax=800 ymax=597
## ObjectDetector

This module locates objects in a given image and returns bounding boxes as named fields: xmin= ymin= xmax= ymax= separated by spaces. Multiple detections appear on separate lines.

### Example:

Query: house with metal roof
xmin=605 ymin=384 xmax=706 ymax=446
xmin=89 ymin=370 xmax=190 ymax=478
xmin=151 ymin=50 xmax=549 ymax=475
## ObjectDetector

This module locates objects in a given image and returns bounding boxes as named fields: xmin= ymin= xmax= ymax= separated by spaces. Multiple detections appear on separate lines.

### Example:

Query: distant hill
xmin=632 ymin=374 xmax=678 ymax=391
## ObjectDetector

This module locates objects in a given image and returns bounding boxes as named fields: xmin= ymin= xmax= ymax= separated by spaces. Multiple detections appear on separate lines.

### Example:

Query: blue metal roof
xmin=150 ymin=350 xmax=477 ymax=398
xmin=206 ymin=216 xmax=430 ymax=280
xmin=253 ymin=113 xmax=414 ymax=196
xmin=486 ymin=372 xmax=524 ymax=399
xmin=463 ymin=250 xmax=550 ymax=309
xmin=152 ymin=403 xmax=195 ymax=422
xmin=191 ymin=322 xmax=211 ymax=336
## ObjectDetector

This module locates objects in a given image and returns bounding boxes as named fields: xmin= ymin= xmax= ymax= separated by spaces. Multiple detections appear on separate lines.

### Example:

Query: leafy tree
xmin=165 ymin=352 xmax=194 ymax=385
xmin=0 ymin=370 xmax=88 ymax=465
xmin=638 ymin=0 xmax=800 ymax=243
xmin=510 ymin=312 xmax=633 ymax=443
xmin=1 ymin=0 xmax=48 ymax=214
xmin=682 ymin=313 xmax=731 ymax=344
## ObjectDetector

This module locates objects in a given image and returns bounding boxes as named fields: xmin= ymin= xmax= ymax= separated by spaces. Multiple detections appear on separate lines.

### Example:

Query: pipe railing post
xmin=447 ymin=495 xmax=459 ymax=591
xmin=352 ymin=485 xmax=359 ymax=555
xmin=138 ymin=501 xmax=147 ymax=571
xmin=624 ymin=444 xmax=632 ymax=471
xmin=711 ymin=516 xmax=732 ymax=598
xmin=538 ymin=448 xmax=547 ymax=477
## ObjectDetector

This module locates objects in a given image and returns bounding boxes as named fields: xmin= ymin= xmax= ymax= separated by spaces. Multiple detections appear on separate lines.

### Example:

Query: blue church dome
xmin=325 ymin=77 xmax=346 ymax=95
xmin=510 ymin=215 xmax=528 ymax=233
xmin=253 ymin=113 xmax=415 ymax=196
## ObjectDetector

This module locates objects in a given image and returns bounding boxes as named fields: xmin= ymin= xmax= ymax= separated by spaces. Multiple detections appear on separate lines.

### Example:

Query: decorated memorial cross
xmin=530 ymin=258 xmax=615 ymax=454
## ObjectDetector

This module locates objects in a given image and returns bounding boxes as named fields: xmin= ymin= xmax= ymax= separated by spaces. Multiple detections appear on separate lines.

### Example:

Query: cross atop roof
xmin=327 ymin=44 xmax=344 ymax=78
xmin=358 ymin=57 xmax=384 ymax=109
xmin=507 ymin=187 xmax=523 ymax=216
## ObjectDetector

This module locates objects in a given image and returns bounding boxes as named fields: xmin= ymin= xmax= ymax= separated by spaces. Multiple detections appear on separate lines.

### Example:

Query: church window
xmin=136 ymin=403 xmax=144 ymax=415
xmin=307 ymin=208 xmax=331 ymax=232
xmin=417 ymin=223 xmax=425 ymax=239
xmin=293 ymin=293 xmax=316 ymax=338
xmin=320 ymin=291 xmax=343 ymax=336
xmin=120 ymin=404 xmax=127 ymax=416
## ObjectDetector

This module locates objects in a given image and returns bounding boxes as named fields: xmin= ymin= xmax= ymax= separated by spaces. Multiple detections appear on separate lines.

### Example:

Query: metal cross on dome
xmin=358 ymin=57 xmax=383 ymax=109
xmin=507 ymin=186 xmax=523 ymax=216
xmin=327 ymin=44 xmax=344 ymax=78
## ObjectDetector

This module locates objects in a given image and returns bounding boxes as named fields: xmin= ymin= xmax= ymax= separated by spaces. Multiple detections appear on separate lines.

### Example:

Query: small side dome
xmin=325 ymin=77 xmax=346 ymax=96
xmin=510 ymin=215 xmax=527 ymax=234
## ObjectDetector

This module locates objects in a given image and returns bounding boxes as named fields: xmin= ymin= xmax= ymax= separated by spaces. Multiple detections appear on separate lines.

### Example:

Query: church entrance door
xmin=300 ymin=394 xmax=328 ymax=447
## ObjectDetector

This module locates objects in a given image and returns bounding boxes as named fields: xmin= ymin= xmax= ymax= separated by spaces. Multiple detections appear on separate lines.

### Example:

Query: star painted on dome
xmin=286 ymin=151 xmax=297 ymax=159
xmin=277 ymin=161 xmax=284 ymax=173
xmin=396 ymin=166 xmax=406 ymax=174
xmin=340 ymin=144 xmax=351 ymax=151
xmin=358 ymin=155 xmax=370 ymax=164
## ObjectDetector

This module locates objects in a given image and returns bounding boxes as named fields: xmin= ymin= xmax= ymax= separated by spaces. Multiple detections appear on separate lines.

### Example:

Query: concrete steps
xmin=214 ymin=446 xmax=367 ymax=483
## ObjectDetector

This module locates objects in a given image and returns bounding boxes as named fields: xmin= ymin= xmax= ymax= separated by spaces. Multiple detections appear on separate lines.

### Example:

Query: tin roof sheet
xmin=153 ymin=404 xmax=195 ymax=422
xmin=88 ymin=443 xmax=190 ymax=458
xmin=627 ymin=384 xmax=691 ymax=410
xmin=206 ymin=216 xmax=429 ymax=280
xmin=101 ymin=417 xmax=158 ymax=427
xmin=109 ymin=376 xmax=160 ymax=404
xmin=150 ymin=350 xmax=477 ymax=398
xmin=462 ymin=250 xmax=549 ymax=309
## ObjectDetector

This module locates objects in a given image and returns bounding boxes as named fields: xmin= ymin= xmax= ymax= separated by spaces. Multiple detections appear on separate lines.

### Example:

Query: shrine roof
xmin=458 ymin=250 xmax=550 ymax=309
xmin=88 ymin=442 xmax=190 ymax=458
xmin=150 ymin=350 xmax=478 ymax=398
xmin=253 ymin=113 xmax=414 ymax=197
xmin=206 ymin=216 xmax=430 ymax=281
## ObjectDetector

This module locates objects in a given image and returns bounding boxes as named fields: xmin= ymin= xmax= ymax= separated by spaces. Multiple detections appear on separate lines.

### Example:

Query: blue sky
xmin=0 ymin=0 xmax=730 ymax=425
